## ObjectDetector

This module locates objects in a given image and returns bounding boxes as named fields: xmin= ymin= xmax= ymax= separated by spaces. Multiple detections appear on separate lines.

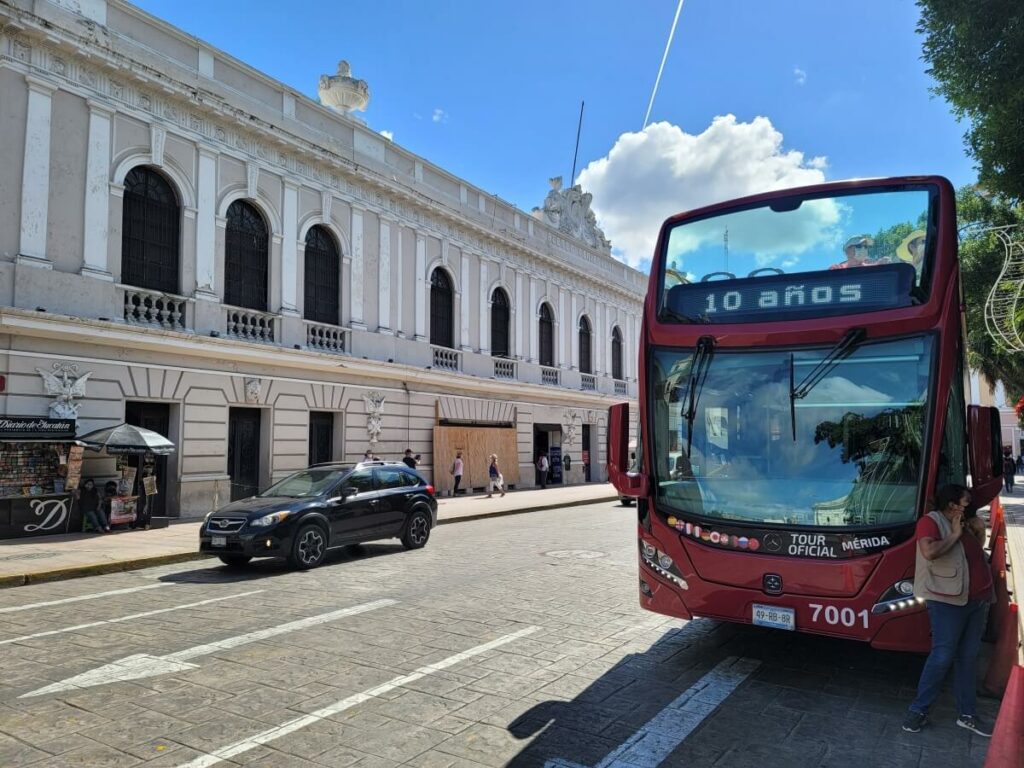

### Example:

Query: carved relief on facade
xmin=532 ymin=177 xmax=612 ymax=253
xmin=36 ymin=363 xmax=91 ymax=419
xmin=362 ymin=391 xmax=386 ymax=445
xmin=244 ymin=378 xmax=261 ymax=404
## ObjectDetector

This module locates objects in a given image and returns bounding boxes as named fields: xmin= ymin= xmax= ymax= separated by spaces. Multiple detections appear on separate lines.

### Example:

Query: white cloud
xmin=794 ymin=67 xmax=807 ymax=86
xmin=432 ymin=108 xmax=448 ymax=124
xmin=575 ymin=115 xmax=829 ymax=268
xmin=380 ymin=129 xmax=394 ymax=141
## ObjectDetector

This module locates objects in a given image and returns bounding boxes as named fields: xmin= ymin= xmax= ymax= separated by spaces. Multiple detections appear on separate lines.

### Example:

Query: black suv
xmin=199 ymin=461 xmax=437 ymax=569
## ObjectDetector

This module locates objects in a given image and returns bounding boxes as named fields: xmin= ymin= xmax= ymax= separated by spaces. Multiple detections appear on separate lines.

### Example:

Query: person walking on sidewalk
xmin=902 ymin=484 xmax=994 ymax=738
xmin=536 ymin=453 xmax=549 ymax=489
xmin=486 ymin=454 xmax=505 ymax=498
xmin=76 ymin=478 xmax=110 ymax=533
xmin=1002 ymin=454 xmax=1015 ymax=493
xmin=451 ymin=451 xmax=464 ymax=495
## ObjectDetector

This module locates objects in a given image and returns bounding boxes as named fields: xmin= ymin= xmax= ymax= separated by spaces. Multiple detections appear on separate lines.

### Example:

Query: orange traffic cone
xmin=984 ymin=603 xmax=1020 ymax=698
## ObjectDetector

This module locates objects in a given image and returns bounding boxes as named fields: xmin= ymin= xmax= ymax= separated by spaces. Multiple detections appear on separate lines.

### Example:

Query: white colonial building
xmin=0 ymin=0 xmax=644 ymax=520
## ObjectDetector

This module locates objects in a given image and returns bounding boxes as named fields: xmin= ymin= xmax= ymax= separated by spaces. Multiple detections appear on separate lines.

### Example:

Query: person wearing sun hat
xmin=830 ymin=235 xmax=875 ymax=270
xmin=896 ymin=229 xmax=927 ymax=272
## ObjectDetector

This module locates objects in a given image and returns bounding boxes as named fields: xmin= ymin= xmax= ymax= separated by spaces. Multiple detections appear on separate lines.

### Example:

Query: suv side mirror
xmin=967 ymin=404 xmax=1003 ymax=508
xmin=607 ymin=402 xmax=647 ymax=498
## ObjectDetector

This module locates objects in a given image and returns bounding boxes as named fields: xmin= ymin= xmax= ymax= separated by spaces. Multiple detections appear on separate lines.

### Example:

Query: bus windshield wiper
xmin=683 ymin=336 xmax=716 ymax=457
xmin=789 ymin=328 xmax=866 ymax=440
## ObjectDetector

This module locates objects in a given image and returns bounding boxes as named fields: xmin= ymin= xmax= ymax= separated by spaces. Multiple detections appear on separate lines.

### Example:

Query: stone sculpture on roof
xmin=318 ymin=61 xmax=370 ymax=113
xmin=532 ymin=177 xmax=612 ymax=253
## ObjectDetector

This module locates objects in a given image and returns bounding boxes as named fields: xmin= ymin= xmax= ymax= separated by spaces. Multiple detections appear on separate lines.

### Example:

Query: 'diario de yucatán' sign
xmin=0 ymin=417 xmax=77 ymax=441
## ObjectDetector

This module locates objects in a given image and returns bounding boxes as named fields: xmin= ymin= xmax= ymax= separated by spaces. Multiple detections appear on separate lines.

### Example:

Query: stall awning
xmin=0 ymin=438 xmax=88 ymax=445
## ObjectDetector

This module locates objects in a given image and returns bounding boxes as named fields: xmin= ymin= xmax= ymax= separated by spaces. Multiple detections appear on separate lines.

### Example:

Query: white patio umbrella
xmin=79 ymin=423 xmax=175 ymax=455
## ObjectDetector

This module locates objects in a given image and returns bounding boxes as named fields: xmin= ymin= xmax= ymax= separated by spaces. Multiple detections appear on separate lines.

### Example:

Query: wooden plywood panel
xmin=433 ymin=426 xmax=518 ymax=493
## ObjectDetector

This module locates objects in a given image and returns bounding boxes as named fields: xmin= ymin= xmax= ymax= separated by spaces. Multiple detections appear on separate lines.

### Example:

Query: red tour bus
xmin=607 ymin=176 xmax=1005 ymax=653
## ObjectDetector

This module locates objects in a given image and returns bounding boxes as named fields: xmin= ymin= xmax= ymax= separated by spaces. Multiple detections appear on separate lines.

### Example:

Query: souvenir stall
xmin=79 ymin=424 xmax=175 ymax=530
xmin=0 ymin=417 xmax=86 ymax=539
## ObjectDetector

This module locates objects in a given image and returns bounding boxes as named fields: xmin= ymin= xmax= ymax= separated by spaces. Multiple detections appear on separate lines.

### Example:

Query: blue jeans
xmin=909 ymin=600 xmax=988 ymax=717
xmin=84 ymin=506 xmax=108 ymax=532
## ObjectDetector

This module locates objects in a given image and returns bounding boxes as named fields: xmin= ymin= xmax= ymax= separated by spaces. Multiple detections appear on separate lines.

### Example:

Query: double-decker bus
xmin=607 ymin=177 xmax=1005 ymax=652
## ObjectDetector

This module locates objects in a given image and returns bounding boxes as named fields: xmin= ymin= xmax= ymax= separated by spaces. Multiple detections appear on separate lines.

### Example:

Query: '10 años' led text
xmin=703 ymin=283 xmax=864 ymax=314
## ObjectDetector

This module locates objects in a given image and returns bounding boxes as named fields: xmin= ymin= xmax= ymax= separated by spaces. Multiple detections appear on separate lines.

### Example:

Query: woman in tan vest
xmin=902 ymin=484 xmax=994 ymax=737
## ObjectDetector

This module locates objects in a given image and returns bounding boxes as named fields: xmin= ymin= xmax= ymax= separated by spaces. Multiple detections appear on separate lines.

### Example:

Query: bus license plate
xmin=752 ymin=604 xmax=795 ymax=631
xmin=211 ymin=536 xmax=226 ymax=547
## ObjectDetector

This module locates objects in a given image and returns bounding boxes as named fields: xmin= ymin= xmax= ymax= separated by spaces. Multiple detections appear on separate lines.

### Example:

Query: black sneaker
xmin=956 ymin=715 xmax=992 ymax=737
xmin=902 ymin=710 xmax=927 ymax=732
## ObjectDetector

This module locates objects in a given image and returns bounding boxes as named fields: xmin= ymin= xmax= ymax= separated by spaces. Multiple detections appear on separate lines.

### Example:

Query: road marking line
xmin=0 ymin=590 xmax=264 ymax=646
xmin=0 ymin=583 xmax=171 ymax=614
xmin=21 ymin=598 xmax=397 ymax=698
xmin=546 ymin=656 xmax=761 ymax=768
xmin=174 ymin=625 xmax=542 ymax=768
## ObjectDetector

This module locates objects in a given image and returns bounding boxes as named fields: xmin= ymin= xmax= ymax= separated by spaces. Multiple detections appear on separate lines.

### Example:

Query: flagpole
xmin=570 ymin=100 xmax=584 ymax=185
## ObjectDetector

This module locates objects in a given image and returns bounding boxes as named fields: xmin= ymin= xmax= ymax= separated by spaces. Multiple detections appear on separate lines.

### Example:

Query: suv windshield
xmin=650 ymin=336 xmax=933 ymax=528
xmin=259 ymin=468 xmax=346 ymax=498
xmin=659 ymin=187 xmax=934 ymax=323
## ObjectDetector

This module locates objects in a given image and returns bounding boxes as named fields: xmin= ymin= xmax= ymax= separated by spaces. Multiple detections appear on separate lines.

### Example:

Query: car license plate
xmin=211 ymin=536 xmax=227 ymax=547
xmin=752 ymin=603 xmax=795 ymax=631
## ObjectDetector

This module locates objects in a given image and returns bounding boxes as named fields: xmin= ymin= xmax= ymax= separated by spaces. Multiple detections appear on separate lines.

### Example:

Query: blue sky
xmin=132 ymin=0 xmax=974 ymax=267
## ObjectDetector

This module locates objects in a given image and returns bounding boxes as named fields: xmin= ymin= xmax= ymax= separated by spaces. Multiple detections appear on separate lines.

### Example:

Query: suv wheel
xmin=401 ymin=509 xmax=431 ymax=550
xmin=218 ymin=554 xmax=251 ymax=568
xmin=289 ymin=523 xmax=327 ymax=569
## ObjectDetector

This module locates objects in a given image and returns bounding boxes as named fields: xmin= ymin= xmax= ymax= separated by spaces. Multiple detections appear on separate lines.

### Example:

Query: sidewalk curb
xmin=0 ymin=495 xmax=620 ymax=589
xmin=437 ymin=495 xmax=620 ymax=525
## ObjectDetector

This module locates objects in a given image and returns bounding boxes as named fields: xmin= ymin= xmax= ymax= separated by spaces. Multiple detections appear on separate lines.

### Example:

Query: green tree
xmin=956 ymin=186 xmax=1024 ymax=404
xmin=917 ymin=0 xmax=1024 ymax=200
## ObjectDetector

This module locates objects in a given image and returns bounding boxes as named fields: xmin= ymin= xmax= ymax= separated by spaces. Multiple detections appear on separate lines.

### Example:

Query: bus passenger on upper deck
xmin=829 ymin=235 xmax=877 ymax=270
xmin=896 ymin=229 xmax=927 ymax=275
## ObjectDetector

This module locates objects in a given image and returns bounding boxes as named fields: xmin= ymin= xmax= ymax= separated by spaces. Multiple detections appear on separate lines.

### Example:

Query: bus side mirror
xmin=967 ymin=404 xmax=1003 ymax=508
xmin=608 ymin=403 xmax=647 ymax=497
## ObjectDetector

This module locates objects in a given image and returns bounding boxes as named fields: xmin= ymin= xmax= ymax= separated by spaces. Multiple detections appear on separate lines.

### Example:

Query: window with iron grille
xmin=430 ymin=268 xmax=454 ymax=348
xmin=491 ymin=288 xmax=510 ymax=357
xmin=539 ymin=302 xmax=554 ymax=367
xmin=304 ymin=226 xmax=340 ymax=324
xmin=612 ymin=326 xmax=624 ymax=380
xmin=121 ymin=167 xmax=180 ymax=294
xmin=579 ymin=315 xmax=593 ymax=374
xmin=225 ymin=200 xmax=268 ymax=311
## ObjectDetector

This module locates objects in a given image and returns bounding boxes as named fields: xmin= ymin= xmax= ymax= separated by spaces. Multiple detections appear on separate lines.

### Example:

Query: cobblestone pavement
xmin=0 ymin=502 xmax=996 ymax=767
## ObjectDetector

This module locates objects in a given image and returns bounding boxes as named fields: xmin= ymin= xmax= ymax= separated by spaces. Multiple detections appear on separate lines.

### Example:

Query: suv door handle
xmin=369 ymin=499 xmax=379 ymax=506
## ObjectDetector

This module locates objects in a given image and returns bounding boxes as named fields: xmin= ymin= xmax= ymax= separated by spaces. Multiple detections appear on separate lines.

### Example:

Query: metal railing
xmin=541 ymin=366 xmax=560 ymax=386
xmin=614 ymin=380 xmax=628 ymax=396
xmin=493 ymin=358 xmax=516 ymax=379
xmin=305 ymin=320 xmax=349 ymax=354
xmin=581 ymin=373 xmax=596 ymax=391
xmin=224 ymin=305 xmax=278 ymax=343
xmin=122 ymin=286 xmax=189 ymax=330
xmin=432 ymin=346 xmax=462 ymax=372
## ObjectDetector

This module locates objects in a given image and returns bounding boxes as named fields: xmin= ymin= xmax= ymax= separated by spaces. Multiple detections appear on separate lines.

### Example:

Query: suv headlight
xmin=251 ymin=511 xmax=292 ymax=527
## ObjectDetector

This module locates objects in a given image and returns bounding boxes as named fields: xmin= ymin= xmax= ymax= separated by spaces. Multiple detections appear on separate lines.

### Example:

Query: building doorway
xmin=308 ymin=412 xmax=334 ymax=466
xmin=125 ymin=401 xmax=170 ymax=518
xmin=533 ymin=424 xmax=563 ymax=487
xmin=228 ymin=408 xmax=262 ymax=501
xmin=582 ymin=424 xmax=592 ymax=482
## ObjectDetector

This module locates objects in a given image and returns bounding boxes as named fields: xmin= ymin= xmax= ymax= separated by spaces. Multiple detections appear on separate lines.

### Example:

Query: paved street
xmin=0 ymin=502 xmax=997 ymax=768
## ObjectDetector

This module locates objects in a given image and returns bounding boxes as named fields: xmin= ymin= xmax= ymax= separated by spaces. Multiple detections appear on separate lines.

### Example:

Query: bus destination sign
xmin=666 ymin=263 xmax=916 ymax=323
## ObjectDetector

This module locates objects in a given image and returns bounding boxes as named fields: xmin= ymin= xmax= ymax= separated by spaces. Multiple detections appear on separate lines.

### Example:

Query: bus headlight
xmin=896 ymin=580 xmax=914 ymax=595
xmin=658 ymin=553 xmax=674 ymax=570
xmin=872 ymin=580 xmax=923 ymax=614
xmin=639 ymin=540 xmax=687 ymax=590
xmin=641 ymin=541 xmax=657 ymax=559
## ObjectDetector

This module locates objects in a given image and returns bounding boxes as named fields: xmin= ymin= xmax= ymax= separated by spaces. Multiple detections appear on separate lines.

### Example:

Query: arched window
xmin=224 ymin=200 xmax=268 ymax=311
xmin=612 ymin=326 xmax=624 ymax=380
xmin=491 ymin=288 xmax=510 ymax=357
xmin=121 ymin=167 xmax=180 ymax=294
xmin=579 ymin=315 xmax=593 ymax=374
xmin=303 ymin=226 xmax=340 ymax=325
xmin=429 ymin=268 xmax=454 ymax=348
xmin=539 ymin=303 xmax=554 ymax=367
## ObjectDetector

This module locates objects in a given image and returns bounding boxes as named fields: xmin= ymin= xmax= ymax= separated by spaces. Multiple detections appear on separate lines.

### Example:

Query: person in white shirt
xmin=536 ymin=453 xmax=549 ymax=489
xmin=451 ymin=451 xmax=464 ymax=495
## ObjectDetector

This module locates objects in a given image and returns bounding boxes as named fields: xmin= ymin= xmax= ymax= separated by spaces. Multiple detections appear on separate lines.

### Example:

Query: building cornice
xmin=0 ymin=7 xmax=646 ymax=307
xmin=0 ymin=308 xmax=627 ymax=407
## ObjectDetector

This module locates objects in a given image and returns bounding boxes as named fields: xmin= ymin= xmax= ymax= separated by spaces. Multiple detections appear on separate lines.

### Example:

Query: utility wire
xmin=643 ymin=0 xmax=685 ymax=130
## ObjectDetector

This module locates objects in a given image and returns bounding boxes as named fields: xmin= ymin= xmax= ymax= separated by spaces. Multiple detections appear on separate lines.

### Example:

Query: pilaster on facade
xmin=478 ymin=259 xmax=490 ymax=356
xmin=558 ymin=288 xmax=568 ymax=369
xmin=528 ymin=277 xmax=540 ymax=364
xmin=459 ymin=252 xmax=471 ymax=351
xmin=195 ymin=148 xmax=219 ymax=300
xmin=18 ymin=74 xmax=57 ymax=266
xmin=81 ymin=98 xmax=115 ymax=281
xmin=394 ymin=225 xmax=405 ymax=337
xmin=378 ymin=217 xmax=392 ymax=335
xmin=570 ymin=293 xmax=580 ymax=371
xmin=414 ymin=232 xmax=427 ymax=341
xmin=281 ymin=182 xmax=299 ymax=315
xmin=514 ymin=271 xmax=525 ymax=359
xmin=350 ymin=207 xmax=366 ymax=330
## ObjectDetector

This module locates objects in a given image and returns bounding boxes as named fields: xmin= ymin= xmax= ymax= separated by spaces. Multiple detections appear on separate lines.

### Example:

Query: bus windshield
xmin=650 ymin=336 xmax=933 ymax=528
xmin=659 ymin=187 xmax=934 ymax=324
